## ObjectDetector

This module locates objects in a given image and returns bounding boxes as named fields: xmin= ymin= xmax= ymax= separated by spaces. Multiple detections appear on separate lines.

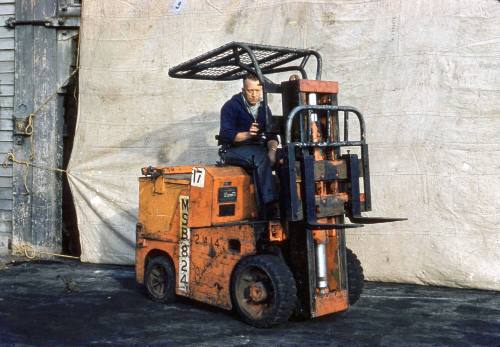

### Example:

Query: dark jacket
xmin=219 ymin=93 xmax=276 ymax=145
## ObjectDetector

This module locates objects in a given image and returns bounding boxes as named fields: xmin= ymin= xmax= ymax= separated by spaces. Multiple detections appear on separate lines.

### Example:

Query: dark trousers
xmin=221 ymin=145 xmax=278 ymax=205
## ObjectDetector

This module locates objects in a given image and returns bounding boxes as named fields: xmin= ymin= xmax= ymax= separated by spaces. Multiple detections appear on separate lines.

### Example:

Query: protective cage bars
xmin=283 ymin=105 xmax=372 ymax=226
xmin=169 ymin=41 xmax=322 ymax=134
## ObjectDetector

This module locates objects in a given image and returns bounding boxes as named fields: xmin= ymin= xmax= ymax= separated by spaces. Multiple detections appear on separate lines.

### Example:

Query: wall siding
xmin=0 ymin=0 xmax=14 ymax=255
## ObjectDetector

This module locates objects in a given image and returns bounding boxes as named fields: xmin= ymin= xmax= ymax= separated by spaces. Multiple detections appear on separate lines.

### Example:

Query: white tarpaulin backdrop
xmin=68 ymin=0 xmax=500 ymax=290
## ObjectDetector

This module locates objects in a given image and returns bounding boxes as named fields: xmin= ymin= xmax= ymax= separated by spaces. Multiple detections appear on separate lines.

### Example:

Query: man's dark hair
xmin=242 ymin=73 xmax=261 ymax=89
xmin=243 ymin=73 xmax=259 ymax=83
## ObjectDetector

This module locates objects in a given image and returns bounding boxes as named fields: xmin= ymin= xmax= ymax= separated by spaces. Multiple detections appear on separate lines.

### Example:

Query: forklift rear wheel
xmin=145 ymin=256 xmax=175 ymax=303
xmin=231 ymin=255 xmax=297 ymax=328
xmin=346 ymin=248 xmax=364 ymax=305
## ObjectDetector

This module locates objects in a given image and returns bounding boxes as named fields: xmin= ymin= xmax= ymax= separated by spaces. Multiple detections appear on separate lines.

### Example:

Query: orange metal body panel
xmin=186 ymin=176 xmax=213 ymax=228
xmin=136 ymin=169 xmax=191 ymax=284
xmin=161 ymin=166 xmax=192 ymax=174
xmin=297 ymin=80 xmax=339 ymax=94
xmin=135 ymin=239 xmax=177 ymax=284
xmin=136 ymin=165 xmax=261 ymax=310
xmin=188 ymin=166 xmax=258 ymax=228
xmin=137 ymin=223 xmax=259 ymax=309
xmin=138 ymin=176 xmax=189 ymax=241
xmin=326 ymin=230 xmax=341 ymax=291
xmin=187 ymin=224 xmax=258 ymax=309
xmin=313 ymin=290 xmax=349 ymax=318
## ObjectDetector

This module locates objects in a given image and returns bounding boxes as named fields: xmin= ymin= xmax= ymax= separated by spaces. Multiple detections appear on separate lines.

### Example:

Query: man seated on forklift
xmin=218 ymin=73 xmax=279 ymax=217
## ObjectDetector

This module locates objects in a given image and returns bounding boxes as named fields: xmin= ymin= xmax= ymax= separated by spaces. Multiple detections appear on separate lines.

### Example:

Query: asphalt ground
xmin=0 ymin=259 xmax=498 ymax=347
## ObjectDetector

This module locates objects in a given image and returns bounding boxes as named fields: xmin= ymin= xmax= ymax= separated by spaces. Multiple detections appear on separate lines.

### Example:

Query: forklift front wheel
xmin=145 ymin=256 xmax=175 ymax=303
xmin=231 ymin=255 xmax=297 ymax=328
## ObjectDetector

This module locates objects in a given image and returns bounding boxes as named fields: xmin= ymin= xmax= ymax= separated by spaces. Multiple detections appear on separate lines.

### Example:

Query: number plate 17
xmin=191 ymin=167 xmax=205 ymax=188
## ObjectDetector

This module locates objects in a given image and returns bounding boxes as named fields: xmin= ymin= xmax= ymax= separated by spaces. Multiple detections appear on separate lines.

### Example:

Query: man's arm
xmin=220 ymin=100 xmax=261 ymax=143
xmin=234 ymin=122 xmax=260 ymax=142
xmin=219 ymin=103 xmax=238 ymax=143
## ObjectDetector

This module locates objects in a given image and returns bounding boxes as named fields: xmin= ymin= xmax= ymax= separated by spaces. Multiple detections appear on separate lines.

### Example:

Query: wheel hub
xmin=248 ymin=281 xmax=267 ymax=303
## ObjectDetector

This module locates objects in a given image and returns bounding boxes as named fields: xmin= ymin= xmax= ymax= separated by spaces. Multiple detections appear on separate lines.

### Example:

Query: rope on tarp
xmin=4 ymin=153 xmax=79 ymax=260
xmin=2 ymin=152 xmax=70 ymax=195
xmin=6 ymin=29 xmax=80 ymax=187
xmin=3 ymin=62 xmax=79 ymax=194
xmin=11 ymin=243 xmax=80 ymax=260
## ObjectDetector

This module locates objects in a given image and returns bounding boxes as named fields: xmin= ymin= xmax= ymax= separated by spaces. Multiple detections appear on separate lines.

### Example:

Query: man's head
xmin=242 ymin=74 xmax=262 ymax=106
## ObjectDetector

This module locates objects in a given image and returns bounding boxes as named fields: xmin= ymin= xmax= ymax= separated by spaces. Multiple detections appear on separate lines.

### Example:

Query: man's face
xmin=242 ymin=79 xmax=262 ymax=106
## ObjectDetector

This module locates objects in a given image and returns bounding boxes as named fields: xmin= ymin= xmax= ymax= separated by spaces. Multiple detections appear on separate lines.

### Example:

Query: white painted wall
xmin=70 ymin=0 xmax=500 ymax=289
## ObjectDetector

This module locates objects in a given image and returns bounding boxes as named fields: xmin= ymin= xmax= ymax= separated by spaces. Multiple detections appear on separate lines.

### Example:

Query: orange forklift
xmin=135 ymin=42 xmax=405 ymax=327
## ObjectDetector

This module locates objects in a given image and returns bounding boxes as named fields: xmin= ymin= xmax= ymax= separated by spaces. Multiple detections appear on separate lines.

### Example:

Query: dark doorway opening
xmin=61 ymin=65 xmax=80 ymax=257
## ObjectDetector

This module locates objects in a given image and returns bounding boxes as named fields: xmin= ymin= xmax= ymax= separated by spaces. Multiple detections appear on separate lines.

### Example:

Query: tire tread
xmin=145 ymin=256 xmax=175 ymax=303
xmin=346 ymin=248 xmax=364 ymax=305
xmin=231 ymin=254 xmax=297 ymax=328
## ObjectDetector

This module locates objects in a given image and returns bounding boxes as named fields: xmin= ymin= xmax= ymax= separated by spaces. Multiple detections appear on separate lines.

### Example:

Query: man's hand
xmin=249 ymin=122 xmax=260 ymax=137
xmin=267 ymin=139 xmax=278 ymax=166
xmin=234 ymin=123 xmax=260 ymax=142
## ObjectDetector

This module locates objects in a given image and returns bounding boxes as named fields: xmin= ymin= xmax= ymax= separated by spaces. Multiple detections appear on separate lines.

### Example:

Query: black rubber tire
xmin=346 ymin=248 xmax=364 ymax=305
xmin=145 ymin=256 xmax=175 ymax=303
xmin=231 ymin=254 xmax=297 ymax=328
